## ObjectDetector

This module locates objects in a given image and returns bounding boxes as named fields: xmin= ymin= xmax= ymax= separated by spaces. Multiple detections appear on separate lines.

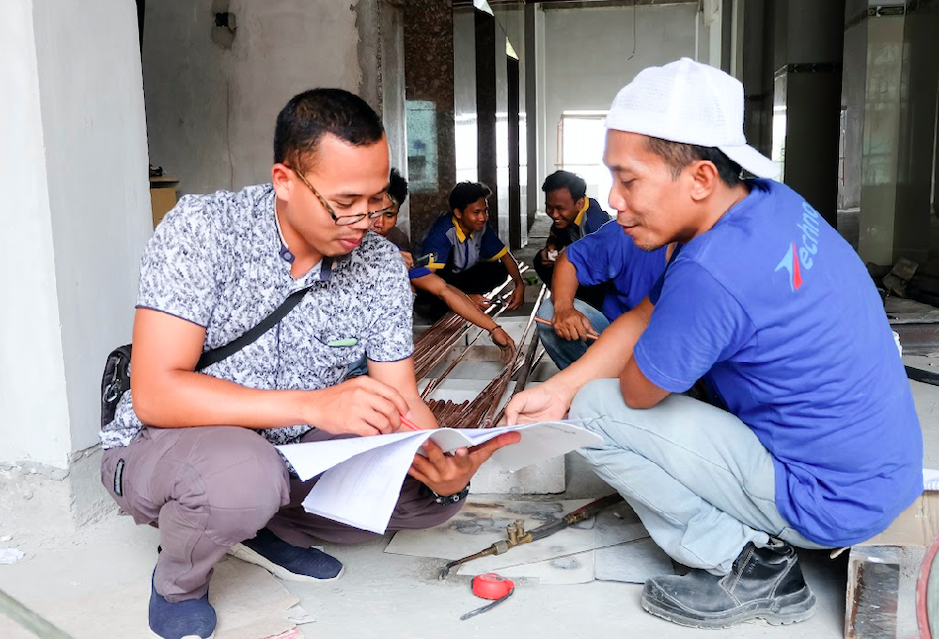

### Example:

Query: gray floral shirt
xmin=100 ymin=184 xmax=413 ymax=449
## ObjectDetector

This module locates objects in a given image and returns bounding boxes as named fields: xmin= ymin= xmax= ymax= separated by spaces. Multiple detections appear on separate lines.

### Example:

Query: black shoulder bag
xmin=100 ymin=286 xmax=313 ymax=427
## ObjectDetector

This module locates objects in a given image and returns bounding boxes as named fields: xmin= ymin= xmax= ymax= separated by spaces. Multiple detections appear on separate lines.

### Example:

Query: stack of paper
xmin=277 ymin=422 xmax=602 ymax=534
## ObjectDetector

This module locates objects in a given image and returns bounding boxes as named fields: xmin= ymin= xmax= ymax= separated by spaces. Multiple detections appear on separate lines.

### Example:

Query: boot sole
xmin=150 ymin=631 xmax=214 ymax=639
xmin=227 ymin=543 xmax=345 ymax=584
xmin=640 ymin=590 xmax=817 ymax=629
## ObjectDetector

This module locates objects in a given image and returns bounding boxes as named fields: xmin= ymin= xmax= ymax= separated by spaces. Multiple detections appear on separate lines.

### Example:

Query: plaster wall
xmin=0 ymin=0 xmax=151 ymax=467
xmin=0 ymin=0 xmax=71 ymax=469
xmin=142 ymin=0 xmax=368 ymax=196
xmin=542 ymin=4 xmax=697 ymax=182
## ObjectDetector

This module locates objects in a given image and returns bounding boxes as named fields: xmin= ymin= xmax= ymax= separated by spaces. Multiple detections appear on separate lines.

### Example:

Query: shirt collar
xmin=573 ymin=198 xmax=589 ymax=228
xmin=452 ymin=216 xmax=472 ymax=243
xmin=271 ymin=190 xmax=338 ymax=282
xmin=272 ymin=193 xmax=296 ymax=264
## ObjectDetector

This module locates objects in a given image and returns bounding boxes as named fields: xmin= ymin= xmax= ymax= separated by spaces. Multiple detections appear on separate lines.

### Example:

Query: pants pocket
xmin=100 ymin=448 xmax=131 ymax=513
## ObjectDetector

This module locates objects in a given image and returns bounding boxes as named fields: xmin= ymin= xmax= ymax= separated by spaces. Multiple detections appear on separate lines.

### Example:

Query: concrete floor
xmin=0 ymin=213 xmax=934 ymax=638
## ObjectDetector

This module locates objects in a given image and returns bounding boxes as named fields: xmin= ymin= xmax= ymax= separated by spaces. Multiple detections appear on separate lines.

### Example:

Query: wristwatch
xmin=431 ymin=483 xmax=470 ymax=505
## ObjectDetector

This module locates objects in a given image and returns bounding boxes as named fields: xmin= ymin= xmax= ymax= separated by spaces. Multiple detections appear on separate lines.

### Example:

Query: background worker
xmin=371 ymin=168 xmax=413 ymax=267
xmin=369 ymin=173 xmax=516 ymax=352
xmin=411 ymin=181 xmax=525 ymax=318
xmin=537 ymin=221 xmax=669 ymax=369
xmin=534 ymin=170 xmax=610 ymax=309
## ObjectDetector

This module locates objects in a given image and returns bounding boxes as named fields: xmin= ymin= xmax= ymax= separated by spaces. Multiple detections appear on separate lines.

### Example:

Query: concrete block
xmin=470 ymin=454 xmax=566 ymax=495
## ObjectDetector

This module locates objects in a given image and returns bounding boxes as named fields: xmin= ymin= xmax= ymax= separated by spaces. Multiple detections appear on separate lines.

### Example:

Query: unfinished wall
xmin=541 ymin=3 xmax=698 ymax=182
xmin=0 ymin=0 xmax=71 ymax=470
xmin=142 ymin=0 xmax=387 ymax=196
xmin=0 ymin=0 xmax=151 ymax=469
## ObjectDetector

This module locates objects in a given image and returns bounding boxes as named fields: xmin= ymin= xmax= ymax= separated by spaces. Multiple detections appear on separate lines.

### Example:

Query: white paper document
xmin=277 ymin=422 xmax=601 ymax=534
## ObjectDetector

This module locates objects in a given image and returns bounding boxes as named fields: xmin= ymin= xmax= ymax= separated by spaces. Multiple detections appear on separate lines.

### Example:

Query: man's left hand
xmin=408 ymin=432 xmax=521 ymax=497
xmin=507 ymin=283 xmax=525 ymax=310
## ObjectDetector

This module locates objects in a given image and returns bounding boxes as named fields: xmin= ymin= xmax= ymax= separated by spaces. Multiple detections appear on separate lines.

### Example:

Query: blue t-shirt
xmin=566 ymin=220 xmax=667 ymax=321
xmin=635 ymin=179 xmax=922 ymax=547
xmin=409 ymin=213 xmax=507 ymax=280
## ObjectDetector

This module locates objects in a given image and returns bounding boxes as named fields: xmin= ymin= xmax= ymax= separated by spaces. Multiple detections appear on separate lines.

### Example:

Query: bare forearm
xmin=406 ymin=395 xmax=439 ymax=429
xmin=502 ymin=253 xmax=524 ymax=284
xmin=133 ymin=370 xmax=307 ymax=429
xmin=441 ymin=286 xmax=498 ymax=331
xmin=545 ymin=299 xmax=653 ymax=399
xmin=551 ymin=254 xmax=580 ymax=312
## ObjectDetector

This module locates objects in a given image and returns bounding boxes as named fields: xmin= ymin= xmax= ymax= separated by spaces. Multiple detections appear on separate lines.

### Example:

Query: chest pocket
xmin=313 ymin=329 xmax=367 ymax=368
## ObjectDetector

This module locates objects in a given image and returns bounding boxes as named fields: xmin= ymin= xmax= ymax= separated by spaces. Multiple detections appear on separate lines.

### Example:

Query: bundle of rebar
xmin=413 ymin=265 xmax=528 ymax=381
xmin=425 ymin=284 xmax=548 ymax=428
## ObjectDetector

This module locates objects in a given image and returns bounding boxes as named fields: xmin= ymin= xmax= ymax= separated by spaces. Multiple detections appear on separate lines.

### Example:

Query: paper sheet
xmin=279 ymin=422 xmax=601 ymax=534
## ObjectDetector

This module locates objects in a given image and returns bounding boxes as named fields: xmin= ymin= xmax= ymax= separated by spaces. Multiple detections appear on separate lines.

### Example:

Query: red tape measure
xmin=472 ymin=573 xmax=515 ymax=600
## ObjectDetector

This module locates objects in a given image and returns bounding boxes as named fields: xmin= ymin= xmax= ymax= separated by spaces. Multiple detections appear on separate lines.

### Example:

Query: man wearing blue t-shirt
xmin=534 ymin=170 xmax=611 ymax=308
xmin=536 ymin=220 xmax=669 ymax=369
xmin=506 ymin=58 xmax=922 ymax=629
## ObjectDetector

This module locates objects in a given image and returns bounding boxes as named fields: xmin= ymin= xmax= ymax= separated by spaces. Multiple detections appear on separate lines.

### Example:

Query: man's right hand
xmin=400 ymin=251 xmax=414 ymax=269
xmin=553 ymin=307 xmax=597 ymax=342
xmin=489 ymin=326 xmax=516 ymax=350
xmin=503 ymin=383 xmax=573 ymax=425
xmin=305 ymin=376 xmax=410 ymax=436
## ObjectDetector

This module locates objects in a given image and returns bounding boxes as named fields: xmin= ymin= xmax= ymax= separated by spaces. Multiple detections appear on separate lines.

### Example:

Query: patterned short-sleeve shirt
xmin=100 ymin=184 xmax=414 ymax=449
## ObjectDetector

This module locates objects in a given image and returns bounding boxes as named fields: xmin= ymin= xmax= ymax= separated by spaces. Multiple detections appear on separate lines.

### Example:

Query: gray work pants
xmin=570 ymin=379 xmax=827 ymax=576
xmin=100 ymin=426 xmax=461 ymax=602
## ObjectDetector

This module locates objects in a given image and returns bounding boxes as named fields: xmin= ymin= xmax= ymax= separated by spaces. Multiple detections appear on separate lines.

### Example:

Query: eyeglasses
xmin=290 ymin=167 xmax=397 ymax=227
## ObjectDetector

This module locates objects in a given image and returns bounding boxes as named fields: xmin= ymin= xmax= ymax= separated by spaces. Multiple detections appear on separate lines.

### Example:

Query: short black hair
xmin=542 ymin=170 xmax=587 ymax=202
xmin=388 ymin=168 xmax=408 ymax=206
xmin=448 ymin=181 xmax=492 ymax=213
xmin=274 ymin=88 xmax=384 ymax=172
xmin=644 ymin=137 xmax=742 ymax=187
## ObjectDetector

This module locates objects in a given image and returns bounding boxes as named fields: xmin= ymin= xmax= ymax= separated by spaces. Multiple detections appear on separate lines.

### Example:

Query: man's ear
xmin=688 ymin=161 xmax=719 ymax=203
xmin=452 ymin=208 xmax=463 ymax=220
xmin=272 ymin=163 xmax=293 ymax=201
xmin=574 ymin=196 xmax=586 ymax=212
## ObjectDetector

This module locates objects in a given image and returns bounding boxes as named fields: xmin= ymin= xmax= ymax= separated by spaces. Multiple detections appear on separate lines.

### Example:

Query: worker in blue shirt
xmin=410 ymin=181 xmax=525 ymax=318
xmin=506 ymin=59 xmax=922 ymax=630
xmin=534 ymin=170 xmax=611 ymax=309
xmin=536 ymin=220 xmax=670 ymax=369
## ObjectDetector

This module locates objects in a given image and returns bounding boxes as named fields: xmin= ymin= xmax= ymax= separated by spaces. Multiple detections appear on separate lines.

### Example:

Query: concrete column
xmin=475 ymin=9 xmax=501 ymax=238
xmin=846 ymin=2 xmax=939 ymax=265
xmin=377 ymin=0 xmax=410 ymax=235
xmin=454 ymin=4 xmax=479 ymax=185
xmin=771 ymin=0 xmax=845 ymax=227
xmin=403 ymin=0 xmax=456 ymax=245
xmin=524 ymin=3 xmax=545 ymax=231
xmin=0 ymin=0 xmax=152 ymax=527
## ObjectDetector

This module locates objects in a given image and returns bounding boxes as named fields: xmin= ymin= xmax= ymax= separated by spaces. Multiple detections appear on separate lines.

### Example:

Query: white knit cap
xmin=606 ymin=58 xmax=778 ymax=178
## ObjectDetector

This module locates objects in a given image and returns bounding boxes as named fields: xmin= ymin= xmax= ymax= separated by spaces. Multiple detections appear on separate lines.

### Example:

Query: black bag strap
xmin=195 ymin=285 xmax=314 ymax=371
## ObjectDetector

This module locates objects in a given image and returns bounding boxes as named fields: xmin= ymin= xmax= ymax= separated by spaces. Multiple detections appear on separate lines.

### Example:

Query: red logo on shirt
xmin=775 ymin=243 xmax=802 ymax=292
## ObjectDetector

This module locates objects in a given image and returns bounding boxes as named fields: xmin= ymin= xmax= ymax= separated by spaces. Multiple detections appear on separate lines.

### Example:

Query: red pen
xmin=400 ymin=414 xmax=422 ymax=431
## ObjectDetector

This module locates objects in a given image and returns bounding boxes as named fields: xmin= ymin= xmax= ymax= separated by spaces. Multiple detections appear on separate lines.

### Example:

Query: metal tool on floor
xmin=437 ymin=493 xmax=625 ymax=579
xmin=460 ymin=573 xmax=515 ymax=621
xmin=0 ymin=585 xmax=76 ymax=639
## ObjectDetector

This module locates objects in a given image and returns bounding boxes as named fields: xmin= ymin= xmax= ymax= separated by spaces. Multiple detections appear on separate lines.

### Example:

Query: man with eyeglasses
xmin=98 ymin=88 xmax=520 ymax=639
xmin=371 ymin=168 xmax=413 ymax=264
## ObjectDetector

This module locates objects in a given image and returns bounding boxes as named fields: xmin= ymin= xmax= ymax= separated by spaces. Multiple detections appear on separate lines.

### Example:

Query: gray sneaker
xmin=641 ymin=539 xmax=817 ymax=628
